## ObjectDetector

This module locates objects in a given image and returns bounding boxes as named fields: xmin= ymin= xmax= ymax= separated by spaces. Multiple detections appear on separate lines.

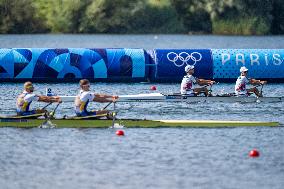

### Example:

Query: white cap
xmin=240 ymin=66 xmax=248 ymax=73
xmin=185 ymin=65 xmax=194 ymax=72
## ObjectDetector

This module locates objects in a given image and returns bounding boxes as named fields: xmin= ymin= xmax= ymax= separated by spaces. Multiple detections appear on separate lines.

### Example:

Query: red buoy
xmin=150 ymin=86 xmax=157 ymax=90
xmin=116 ymin=130 xmax=124 ymax=136
xmin=249 ymin=149 xmax=260 ymax=157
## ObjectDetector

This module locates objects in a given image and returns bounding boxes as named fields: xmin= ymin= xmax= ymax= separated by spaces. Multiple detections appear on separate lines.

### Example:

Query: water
xmin=1 ymin=82 xmax=284 ymax=189
xmin=1 ymin=82 xmax=284 ymax=123
xmin=1 ymin=35 xmax=284 ymax=189
xmin=1 ymin=34 xmax=284 ymax=49
xmin=0 ymin=127 xmax=283 ymax=189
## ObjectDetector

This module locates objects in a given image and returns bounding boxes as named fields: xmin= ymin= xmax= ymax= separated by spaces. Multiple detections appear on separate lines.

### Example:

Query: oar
xmin=48 ymin=103 xmax=61 ymax=119
xmin=206 ymin=82 xmax=218 ymax=96
xmin=255 ymin=83 xmax=265 ymax=97
xmin=208 ymin=84 xmax=213 ymax=96
xmin=39 ymin=102 xmax=61 ymax=128
xmin=41 ymin=102 xmax=53 ymax=110
xmin=103 ymin=102 xmax=113 ymax=110
xmin=259 ymin=83 xmax=264 ymax=97
xmin=111 ymin=102 xmax=117 ymax=128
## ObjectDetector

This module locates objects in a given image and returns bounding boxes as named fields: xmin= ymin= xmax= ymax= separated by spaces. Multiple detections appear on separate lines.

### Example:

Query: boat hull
xmin=0 ymin=118 xmax=279 ymax=128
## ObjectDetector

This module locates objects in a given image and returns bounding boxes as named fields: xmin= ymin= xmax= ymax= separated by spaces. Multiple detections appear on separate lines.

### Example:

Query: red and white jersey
xmin=235 ymin=76 xmax=250 ymax=95
xmin=180 ymin=75 xmax=197 ymax=94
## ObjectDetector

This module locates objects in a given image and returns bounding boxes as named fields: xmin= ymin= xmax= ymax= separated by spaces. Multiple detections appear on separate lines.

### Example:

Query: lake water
xmin=0 ymin=35 xmax=284 ymax=189
xmin=1 ymin=34 xmax=284 ymax=49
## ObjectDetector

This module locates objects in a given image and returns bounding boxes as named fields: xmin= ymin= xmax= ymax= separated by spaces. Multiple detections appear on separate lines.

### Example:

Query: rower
xmin=16 ymin=81 xmax=62 ymax=116
xmin=180 ymin=65 xmax=215 ymax=96
xmin=74 ymin=79 xmax=118 ymax=117
xmin=235 ymin=66 xmax=267 ymax=97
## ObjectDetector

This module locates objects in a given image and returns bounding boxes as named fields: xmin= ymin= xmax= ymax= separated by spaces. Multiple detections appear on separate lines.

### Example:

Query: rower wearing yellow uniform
xmin=16 ymin=81 xmax=62 ymax=116
xmin=75 ymin=79 xmax=118 ymax=117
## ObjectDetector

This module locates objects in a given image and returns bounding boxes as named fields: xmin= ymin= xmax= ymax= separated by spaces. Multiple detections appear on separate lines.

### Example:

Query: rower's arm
xmin=197 ymin=79 xmax=215 ymax=86
xmin=250 ymin=79 xmax=267 ymax=85
xmin=38 ymin=96 xmax=62 ymax=103
xmin=93 ymin=94 xmax=118 ymax=103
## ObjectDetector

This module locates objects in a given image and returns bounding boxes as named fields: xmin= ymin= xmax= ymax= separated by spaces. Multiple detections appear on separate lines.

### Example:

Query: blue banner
xmin=212 ymin=49 xmax=284 ymax=79
xmin=150 ymin=49 xmax=213 ymax=81
xmin=2 ymin=48 xmax=284 ymax=82
xmin=0 ymin=48 xmax=149 ymax=81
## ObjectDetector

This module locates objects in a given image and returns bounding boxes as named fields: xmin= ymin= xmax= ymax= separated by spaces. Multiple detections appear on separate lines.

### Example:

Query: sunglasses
xmin=26 ymin=86 xmax=34 ymax=89
xmin=81 ymin=84 xmax=90 ymax=87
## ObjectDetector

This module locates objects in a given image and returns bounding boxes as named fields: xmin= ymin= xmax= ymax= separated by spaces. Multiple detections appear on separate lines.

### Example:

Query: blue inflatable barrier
xmin=149 ymin=49 xmax=213 ymax=82
xmin=1 ymin=48 xmax=284 ymax=82
xmin=212 ymin=49 xmax=284 ymax=79
xmin=0 ymin=48 xmax=149 ymax=82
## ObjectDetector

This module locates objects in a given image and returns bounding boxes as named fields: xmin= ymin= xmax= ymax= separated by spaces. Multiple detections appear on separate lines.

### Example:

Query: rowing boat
xmin=0 ymin=117 xmax=279 ymax=128
xmin=57 ymin=93 xmax=284 ymax=103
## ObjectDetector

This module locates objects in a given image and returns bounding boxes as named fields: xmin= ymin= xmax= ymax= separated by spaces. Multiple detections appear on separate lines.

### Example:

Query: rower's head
xmin=185 ymin=65 xmax=194 ymax=74
xmin=240 ymin=66 xmax=248 ymax=76
xmin=79 ymin=79 xmax=90 ymax=91
xmin=24 ymin=81 xmax=34 ymax=92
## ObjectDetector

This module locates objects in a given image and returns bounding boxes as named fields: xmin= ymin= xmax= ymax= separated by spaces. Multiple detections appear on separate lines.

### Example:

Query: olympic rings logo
xmin=167 ymin=52 xmax=202 ymax=67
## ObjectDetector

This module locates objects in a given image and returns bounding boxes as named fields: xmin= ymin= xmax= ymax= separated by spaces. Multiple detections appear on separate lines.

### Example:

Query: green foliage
xmin=210 ymin=0 xmax=272 ymax=35
xmin=79 ymin=0 xmax=184 ymax=33
xmin=271 ymin=0 xmax=284 ymax=34
xmin=128 ymin=3 xmax=185 ymax=33
xmin=170 ymin=0 xmax=212 ymax=33
xmin=0 ymin=0 xmax=46 ymax=33
xmin=0 ymin=0 xmax=283 ymax=34
xmin=212 ymin=17 xmax=270 ymax=35
xmin=33 ymin=0 xmax=92 ymax=33
xmin=171 ymin=0 xmax=274 ymax=35
xmin=80 ymin=0 xmax=139 ymax=33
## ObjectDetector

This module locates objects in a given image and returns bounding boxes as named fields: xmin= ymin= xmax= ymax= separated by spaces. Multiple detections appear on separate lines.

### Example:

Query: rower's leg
xmin=255 ymin=87 xmax=262 ymax=97
xmin=95 ymin=110 xmax=109 ymax=115
xmin=16 ymin=110 xmax=46 ymax=119
xmin=94 ymin=110 xmax=114 ymax=119
xmin=35 ymin=109 xmax=48 ymax=114
xmin=90 ymin=109 xmax=113 ymax=119
xmin=194 ymin=87 xmax=209 ymax=96
xmin=248 ymin=87 xmax=262 ymax=97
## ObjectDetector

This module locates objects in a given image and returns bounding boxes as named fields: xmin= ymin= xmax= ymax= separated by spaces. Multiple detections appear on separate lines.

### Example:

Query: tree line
xmin=0 ymin=0 xmax=283 ymax=35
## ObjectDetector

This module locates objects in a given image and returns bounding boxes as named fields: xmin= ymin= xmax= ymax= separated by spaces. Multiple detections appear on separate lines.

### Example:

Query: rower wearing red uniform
xmin=235 ymin=66 xmax=267 ymax=97
xmin=180 ymin=65 xmax=215 ymax=96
